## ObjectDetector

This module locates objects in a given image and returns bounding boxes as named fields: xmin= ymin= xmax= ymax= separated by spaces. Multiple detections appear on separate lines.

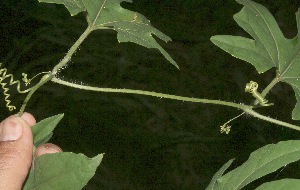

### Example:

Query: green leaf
xmin=23 ymin=152 xmax=103 ymax=190
xmin=255 ymin=179 xmax=300 ymax=190
xmin=205 ymin=159 xmax=234 ymax=190
xmin=208 ymin=140 xmax=300 ymax=190
xmin=31 ymin=114 xmax=64 ymax=147
xmin=38 ymin=0 xmax=178 ymax=68
xmin=210 ymin=0 xmax=300 ymax=120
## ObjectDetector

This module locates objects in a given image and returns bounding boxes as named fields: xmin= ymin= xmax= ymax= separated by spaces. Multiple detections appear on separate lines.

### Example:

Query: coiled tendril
xmin=245 ymin=81 xmax=273 ymax=106
xmin=0 ymin=63 xmax=32 ymax=111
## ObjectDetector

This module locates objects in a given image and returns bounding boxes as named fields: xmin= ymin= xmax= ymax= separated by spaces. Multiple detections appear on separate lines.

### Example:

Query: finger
xmin=0 ymin=115 xmax=33 ymax=190
xmin=20 ymin=112 xmax=36 ymax=126
xmin=35 ymin=143 xmax=62 ymax=157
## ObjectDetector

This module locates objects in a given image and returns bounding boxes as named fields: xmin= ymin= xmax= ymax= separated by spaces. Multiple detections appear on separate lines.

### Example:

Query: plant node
xmin=0 ymin=63 xmax=49 ymax=111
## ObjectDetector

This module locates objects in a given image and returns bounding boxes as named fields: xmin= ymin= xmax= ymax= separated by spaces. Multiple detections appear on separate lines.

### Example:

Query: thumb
xmin=0 ymin=115 xmax=33 ymax=190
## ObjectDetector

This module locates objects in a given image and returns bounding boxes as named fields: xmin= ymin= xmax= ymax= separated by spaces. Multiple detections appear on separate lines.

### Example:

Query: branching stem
xmin=52 ymin=26 xmax=93 ymax=74
xmin=16 ymin=25 xmax=299 ymax=132
xmin=18 ymin=73 xmax=53 ymax=116
xmin=18 ymin=26 xmax=93 ymax=115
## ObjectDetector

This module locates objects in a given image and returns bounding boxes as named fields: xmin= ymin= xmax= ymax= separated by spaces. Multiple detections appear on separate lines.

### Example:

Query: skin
xmin=0 ymin=112 xmax=62 ymax=190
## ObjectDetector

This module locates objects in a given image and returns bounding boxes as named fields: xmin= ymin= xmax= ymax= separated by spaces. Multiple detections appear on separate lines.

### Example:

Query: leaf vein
xmin=91 ymin=0 xmax=107 ymax=28
xmin=281 ymin=49 xmax=300 ymax=76
xmin=236 ymin=147 xmax=300 ymax=189
xmin=249 ymin=1 xmax=280 ymax=68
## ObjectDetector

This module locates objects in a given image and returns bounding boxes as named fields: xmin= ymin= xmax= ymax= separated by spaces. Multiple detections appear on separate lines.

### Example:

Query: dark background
xmin=1 ymin=0 xmax=300 ymax=189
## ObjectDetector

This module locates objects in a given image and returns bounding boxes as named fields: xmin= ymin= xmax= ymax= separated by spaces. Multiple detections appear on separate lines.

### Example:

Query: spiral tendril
xmin=245 ymin=81 xmax=273 ymax=106
xmin=0 ymin=63 xmax=32 ymax=111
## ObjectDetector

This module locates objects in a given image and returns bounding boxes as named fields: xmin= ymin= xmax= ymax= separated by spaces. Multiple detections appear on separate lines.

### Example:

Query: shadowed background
xmin=0 ymin=0 xmax=300 ymax=189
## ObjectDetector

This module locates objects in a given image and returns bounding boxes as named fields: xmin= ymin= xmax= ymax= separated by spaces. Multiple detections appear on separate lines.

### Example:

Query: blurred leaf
xmin=210 ymin=0 xmax=300 ymax=120
xmin=38 ymin=0 xmax=178 ymax=68
xmin=23 ymin=152 xmax=103 ymax=190
xmin=205 ymin=159 xmax=234 ymax=190
xmin=31 ymin=114 xmax=64 ymax=147
xmin=255 ymin=179 xmax=300 ymax=190
xmin=207 ymin=140 xmax=300 ymax=190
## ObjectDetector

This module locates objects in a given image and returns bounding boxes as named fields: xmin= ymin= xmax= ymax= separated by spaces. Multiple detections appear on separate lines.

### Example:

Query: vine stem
xmin=51 ymin=77 xmax=300 ymax=131
xmin=253 ymin=71 xmax=281 ymax=105
xmin=51 ymin=77 xmax=250 ymax=109
xmin=52 ymin=26 xmax=93 ymax=74
xmin=18 ymin=26 xmax=93 ymax=115
xmin=246 ymin=108 xmax=300 ymax=131
xmin=18 ymin=73 xmax=53 ymax=116
xmin=17 ymin=25 xmax=299 ymax=131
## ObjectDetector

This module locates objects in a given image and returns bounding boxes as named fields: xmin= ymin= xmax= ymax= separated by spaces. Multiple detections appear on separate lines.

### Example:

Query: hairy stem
xmin=246 ymin=108 xmax=300 ymax=131
xmin=52 ymin=26 xmax=92 ymax=74
xmin=18 ymin=73 xmax=53 ymax=116
xmin=18 ymin=26 xmax=93 ymax=115
xmin=253 ymin=74 xmax=280 ymax=105
xmin=261 ymin=73 xmax=281 ymax=97
xmin=51 ymin=77 xmax=251 ymax=110
xmin=51 ymin=77 xmax=300 ymax=131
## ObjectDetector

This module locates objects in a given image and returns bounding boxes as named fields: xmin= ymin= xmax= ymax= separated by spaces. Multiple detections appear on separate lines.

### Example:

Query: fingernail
xmin=35 ymin=143 xmax=62 ymax=157
xmin=44 ymin=144 xmax=62 ymax=153
xmin=0 ymin=118 xmax=23 ymax=141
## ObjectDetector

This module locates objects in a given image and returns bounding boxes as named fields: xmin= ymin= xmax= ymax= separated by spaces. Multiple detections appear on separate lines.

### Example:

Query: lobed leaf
xmin=23 ymin=152 xmax=103 ymax=190
xmin=206 ymin=140 xmax=300 ymax=190
xmin=38 ymin=0 xmax=178 ymax=68
xmin=210 ymin=0 xmax=300 ymax=119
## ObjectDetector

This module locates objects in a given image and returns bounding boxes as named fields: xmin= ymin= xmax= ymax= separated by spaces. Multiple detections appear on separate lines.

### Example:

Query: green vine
xmin=1 ymin=27 xmax=297 ymax=131
xmin=3 ymin=31 xmax=297 ymax=131
xmin=18 ymin=72 xmax=53 ymax=116
xmin=0 ymin=3 xmax=296 ymax=133
xmin=51 ymin=77 xmax=300 ymax=131
xmin=16 ymin=26 xmax=94 ymax=115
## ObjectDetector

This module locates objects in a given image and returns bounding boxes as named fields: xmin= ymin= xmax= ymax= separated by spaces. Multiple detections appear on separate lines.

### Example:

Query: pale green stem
xmin=261 ymin=74 xmax=280 ymax=97
xmin=253 ymin=72 xmax=280 ymax=105
xmin=246 ymin=108 xmax=300 ymax=131
xmin=18 ymin=26 xmax=93 ymax=115
xmin=51 ymin=77 xmax=251 ymax=110
xmin=51 ymin=77 xmax=300 ymax=131
xmin=52 ymin=26 xmax=92 ymax=74
xmin=18 ymin=73 xmax=53 ymax=116
xmin=248 ymin=73 xmax=300 ymax=131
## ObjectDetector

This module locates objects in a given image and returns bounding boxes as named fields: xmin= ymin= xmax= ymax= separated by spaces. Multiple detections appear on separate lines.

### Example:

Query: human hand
xmin=0 ymin=112 xmax=62 ymax=190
